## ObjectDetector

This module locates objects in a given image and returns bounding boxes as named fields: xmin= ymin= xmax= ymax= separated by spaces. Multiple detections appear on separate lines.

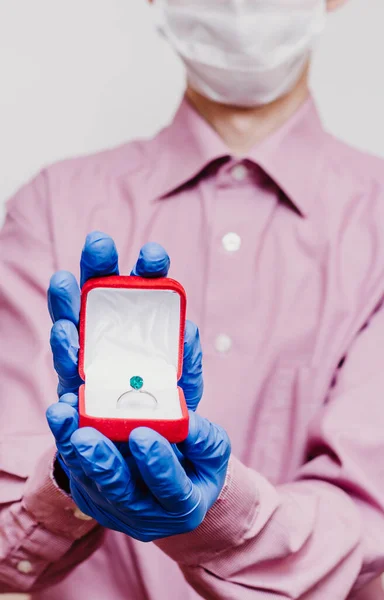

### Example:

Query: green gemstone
xmin=130 ymin=376 xmax=144 ymax=390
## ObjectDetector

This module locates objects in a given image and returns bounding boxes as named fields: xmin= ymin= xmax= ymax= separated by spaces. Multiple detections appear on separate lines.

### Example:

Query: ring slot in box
xmin=78 ymin=276 xmax=188 ymax=442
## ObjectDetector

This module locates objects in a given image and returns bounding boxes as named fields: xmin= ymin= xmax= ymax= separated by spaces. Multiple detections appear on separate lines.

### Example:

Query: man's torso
xmin=21 ymin=98 xmax=384 ymax=599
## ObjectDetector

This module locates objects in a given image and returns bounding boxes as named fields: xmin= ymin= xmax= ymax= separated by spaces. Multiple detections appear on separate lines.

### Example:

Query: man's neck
xmin=185 ymin=68 xmax=310 ymax=156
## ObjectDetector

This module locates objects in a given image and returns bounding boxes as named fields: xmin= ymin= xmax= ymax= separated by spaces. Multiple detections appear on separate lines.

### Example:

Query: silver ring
xmin=117 ymin=376 xmax=157 ymax=408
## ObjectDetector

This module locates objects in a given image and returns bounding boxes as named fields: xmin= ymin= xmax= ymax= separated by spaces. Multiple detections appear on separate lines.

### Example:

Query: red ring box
xmin=78 ymin=276 xmax=188 ymax=442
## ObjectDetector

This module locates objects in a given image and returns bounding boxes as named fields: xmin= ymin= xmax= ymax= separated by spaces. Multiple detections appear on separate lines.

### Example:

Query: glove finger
xmin=48 ymin=271 xmax=80 ymax=325
xmin=59 ymin=392 xmax=79 ymax=409
xmin=50 ymin=319 xmax=83 ymax=396
xmin=46 ymin=402 xmax=84 ymax=478
xmin=179 ymin=412 xmax=231 ymax=470
xmin=80 ymin=231 xmax=119 ymax=287
xmin=129 ymin=427 xmax=199 ymax=514
xmin=71 ymin=427 xmax=134 ymax=504
xmin=178 ymin=412 xmax=231 ymax=508
xmin=179 ymin=320 xmax=203 ymax=412
xmin=131 ymin=242 xmax=170 ymax=278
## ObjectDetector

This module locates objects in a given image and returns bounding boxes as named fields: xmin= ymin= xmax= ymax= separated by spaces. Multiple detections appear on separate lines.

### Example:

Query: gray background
xmin=0 ymin=0 xmax=383 ymax=224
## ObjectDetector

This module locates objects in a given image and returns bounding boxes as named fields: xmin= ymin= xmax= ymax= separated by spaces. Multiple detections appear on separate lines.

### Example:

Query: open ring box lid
xmin=78 ymin=276 xmax=188 ymax=442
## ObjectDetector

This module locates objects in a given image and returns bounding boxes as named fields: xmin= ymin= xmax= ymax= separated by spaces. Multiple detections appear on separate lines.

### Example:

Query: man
xmin=1 ymin=0 xmax=384 ymax=598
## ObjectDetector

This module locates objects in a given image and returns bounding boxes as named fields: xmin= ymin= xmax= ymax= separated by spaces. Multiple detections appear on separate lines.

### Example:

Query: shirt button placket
xmin=207 ymin=161 xmax=250 ymax=357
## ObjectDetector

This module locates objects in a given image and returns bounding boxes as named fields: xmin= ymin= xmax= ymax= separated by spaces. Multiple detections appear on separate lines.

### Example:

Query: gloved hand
xmin=48 ymin=231 xmax=202 ymax=407
xmin=46 ymin=231 xmax=231 ymax=540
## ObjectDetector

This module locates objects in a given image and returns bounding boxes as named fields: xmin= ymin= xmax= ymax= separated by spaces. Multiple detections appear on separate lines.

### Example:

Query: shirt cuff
xmin=156 ymin=456 xmax=279 ymax=566
xmin=22 ymin=446 xmax=98 ymax=541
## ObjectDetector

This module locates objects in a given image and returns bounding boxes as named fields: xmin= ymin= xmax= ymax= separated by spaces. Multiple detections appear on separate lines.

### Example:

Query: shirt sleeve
xmin=0 ymin=173 xmax=103 ymax=594
xmin=156 ymin=302 xmax=384 ymax=599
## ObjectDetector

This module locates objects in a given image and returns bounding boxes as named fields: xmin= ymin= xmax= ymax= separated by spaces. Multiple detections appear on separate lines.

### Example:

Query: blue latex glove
xmin=46 ymin=231 xmax=230 ymax=540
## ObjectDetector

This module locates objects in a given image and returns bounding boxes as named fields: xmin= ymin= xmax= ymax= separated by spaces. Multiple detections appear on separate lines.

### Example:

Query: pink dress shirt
xmin=1 ymin=96 xmax=384 ymax=600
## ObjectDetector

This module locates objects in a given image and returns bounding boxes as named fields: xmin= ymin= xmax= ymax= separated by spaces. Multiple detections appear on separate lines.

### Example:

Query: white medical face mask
xmin=154 ymin=0 xmax=326 ymax=107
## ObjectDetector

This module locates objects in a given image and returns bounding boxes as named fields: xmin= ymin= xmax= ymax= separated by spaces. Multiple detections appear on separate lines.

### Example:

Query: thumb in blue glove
xmin=55 ymin=411 xmax=231 ymax=541
xmin=130 ymin=412 xmax=230 ymax=514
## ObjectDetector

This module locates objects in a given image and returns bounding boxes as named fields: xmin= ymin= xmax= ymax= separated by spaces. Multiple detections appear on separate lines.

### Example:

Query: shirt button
xmin=231 ymin=164 xmax=248 ymax=181
xmin=222 ymin=232 xmax=241 ymax=253
xmin=17 ymin=560 xmax=33 ymax=574
xmin=73 ymin=507 xmax=93 ymax=521
xmin=215 ymin=334 xmax=232 ymax=353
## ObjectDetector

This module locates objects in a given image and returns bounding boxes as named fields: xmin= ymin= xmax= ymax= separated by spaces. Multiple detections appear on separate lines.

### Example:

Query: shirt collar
xmin=153 ymin=95 xmax=327 ymax=217
xmin=152 ymin=97 xmax=230 ymax=199
xmin=248 ymin=97 xmax=327 ymax=217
